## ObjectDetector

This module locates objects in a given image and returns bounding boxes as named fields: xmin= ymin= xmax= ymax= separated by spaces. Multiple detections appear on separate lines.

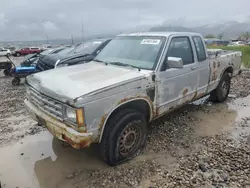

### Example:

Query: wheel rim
xmin=118 ymin=124 xmax=142 ymax=157
xmin=221 ymin=80 xmax=229 ymax=97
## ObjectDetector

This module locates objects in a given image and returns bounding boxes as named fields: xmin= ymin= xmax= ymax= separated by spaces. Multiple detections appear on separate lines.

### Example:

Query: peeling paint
xmin=182 ymin=88 xmax=189 ymax=96
xmin=146 ymin=87 xmax=156 ymax=102
xmin=99 ymin=114 xmax=108 ymax=131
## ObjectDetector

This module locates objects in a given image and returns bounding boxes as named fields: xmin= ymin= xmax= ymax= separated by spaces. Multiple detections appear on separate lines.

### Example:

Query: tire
xmin=6 ymin=53 xmax=11 ymax=57
xmin=16 ymin=53 xmax=21 ymax=57
xmin=210 ymin=72 xmax=231 ymax=102
xmin=12 ymin=77 xmax=21 ymax=86
xmin=3 ymin=69 xmax=10 ymax=76
xmin=100 ymin=109 xmax=148 ymax=166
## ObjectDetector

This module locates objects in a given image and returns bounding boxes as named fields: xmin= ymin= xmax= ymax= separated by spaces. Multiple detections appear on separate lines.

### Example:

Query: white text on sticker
xmin=141 ymin=39 xmax=160 ymax=45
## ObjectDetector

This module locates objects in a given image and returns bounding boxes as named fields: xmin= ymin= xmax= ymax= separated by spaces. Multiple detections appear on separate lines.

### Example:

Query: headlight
xmin=65 ymin=107 xmax=85 ymax=127
xmin=65 ymin=107 xmax=77 ymax=123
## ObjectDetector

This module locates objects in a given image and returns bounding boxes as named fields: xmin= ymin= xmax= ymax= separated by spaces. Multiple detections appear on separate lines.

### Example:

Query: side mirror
xmin=166 ymin=57 xmax=183 ymax=69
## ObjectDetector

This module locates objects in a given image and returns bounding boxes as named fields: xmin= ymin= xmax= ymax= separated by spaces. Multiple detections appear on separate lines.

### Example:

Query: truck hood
xmin=27 ymin=62 xmax=151 ymax=104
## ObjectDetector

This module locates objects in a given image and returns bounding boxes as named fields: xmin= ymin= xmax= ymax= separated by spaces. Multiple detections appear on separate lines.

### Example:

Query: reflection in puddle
xmin=0 ymin=132 xmax=106 ymax=188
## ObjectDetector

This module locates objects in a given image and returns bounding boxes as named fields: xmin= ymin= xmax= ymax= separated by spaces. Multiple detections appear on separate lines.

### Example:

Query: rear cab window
xmin=192 ymin=36 xmax=207 ymax=62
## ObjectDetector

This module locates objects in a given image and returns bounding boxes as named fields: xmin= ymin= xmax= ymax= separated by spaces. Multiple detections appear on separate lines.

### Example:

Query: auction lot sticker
xmin=141 ymin=39 xmax=161 ymax=45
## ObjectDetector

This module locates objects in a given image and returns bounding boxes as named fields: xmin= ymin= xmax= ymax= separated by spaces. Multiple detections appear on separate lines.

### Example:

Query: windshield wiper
xmin=109 ymin=61 xmax=141 ymax=71
xmin=93 ymin=59 xmax=106 ymax=63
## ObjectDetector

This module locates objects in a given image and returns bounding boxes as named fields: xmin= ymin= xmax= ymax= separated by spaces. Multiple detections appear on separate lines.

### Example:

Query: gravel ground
xmin=0 ymin=57 xmax=44 ymax=146
xmin=0 ymin=58 xmax=250 ymax=188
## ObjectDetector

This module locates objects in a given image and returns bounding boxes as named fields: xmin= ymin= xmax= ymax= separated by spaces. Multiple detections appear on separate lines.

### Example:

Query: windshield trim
xmin=93 ymin=36 xmax=167 ymax=71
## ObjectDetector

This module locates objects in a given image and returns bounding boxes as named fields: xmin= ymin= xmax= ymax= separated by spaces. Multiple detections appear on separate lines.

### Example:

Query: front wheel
xmin=12 ymin=77 xmax=21 ymax=86
xmin=16 ymin=53 xmax=21 ymax=57
xmin=210 ymin=72 xmax=231 ymax=102
xmin=100 ymin=109 xmax=148 ymax=166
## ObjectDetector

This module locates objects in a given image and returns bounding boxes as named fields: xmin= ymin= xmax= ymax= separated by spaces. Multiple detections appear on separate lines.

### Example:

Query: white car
xmin=228 ymin=41 xmax=245 ymax=46
xmin=0 ymin=48 xmax=11 ymax=57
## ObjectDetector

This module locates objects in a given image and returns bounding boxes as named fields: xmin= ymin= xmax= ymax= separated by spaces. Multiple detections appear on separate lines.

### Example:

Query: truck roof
xmin=118 ymin=32 xmax=202 ymax=37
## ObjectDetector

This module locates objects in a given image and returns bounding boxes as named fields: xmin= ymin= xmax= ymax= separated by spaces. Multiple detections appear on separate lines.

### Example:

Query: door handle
xmin=191 ymin=66 xmax=197 ymax=70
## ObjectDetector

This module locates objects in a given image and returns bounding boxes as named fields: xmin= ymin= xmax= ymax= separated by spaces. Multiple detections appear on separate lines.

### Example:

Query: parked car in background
xmin=13 ymin=47 xmax=42 ymax=57
xmin=0 ymin=48 xmax=11 ymax=57
xmin=25 ymin=32 xmax=242 ymax=166
xmin=20 ymin=47 xmax=69 ymax=67
xmin=36 ymin=38 xmax=111 ymax=71
xmin=228 ymin=41 xmax=245 ymax=46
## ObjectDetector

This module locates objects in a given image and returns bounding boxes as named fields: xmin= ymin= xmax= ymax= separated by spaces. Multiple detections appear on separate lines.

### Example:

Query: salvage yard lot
xmin=0 ymin=57 xmax=250 ymax=188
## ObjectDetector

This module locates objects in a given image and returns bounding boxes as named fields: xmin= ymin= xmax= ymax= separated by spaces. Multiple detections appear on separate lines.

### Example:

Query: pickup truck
xmin=24 ymin=32 xmax=242 ymax=166
xmin=13 ymin=47 xmax=41 ymax=57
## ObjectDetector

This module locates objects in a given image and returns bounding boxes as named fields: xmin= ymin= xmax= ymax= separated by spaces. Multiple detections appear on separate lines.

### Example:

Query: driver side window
xmin=161 ymin=37 xmax=194 ymax=71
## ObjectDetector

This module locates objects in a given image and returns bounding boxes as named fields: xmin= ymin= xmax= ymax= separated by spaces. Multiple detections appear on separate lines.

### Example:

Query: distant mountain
xmin=149 ymin=21 xmax=250 ymax=39
xmin=193 ymin=21 xmax=250 ymax=39
xmin=149 ymin=25 xmax=194 ymax=32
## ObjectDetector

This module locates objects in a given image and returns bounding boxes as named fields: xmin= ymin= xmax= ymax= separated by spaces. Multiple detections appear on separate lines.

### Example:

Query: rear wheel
xmin=3 ymin=69 xmax=10 ymax=76
xmin=16 ymin=53 xmax=21 ymax=57
xmin=100 ymin=109 xmax=148 ymax=166
xmin=12 ymin=77 xmax=21 ymax=86
xmin=210 ymin=72 xmax=231 ymax=102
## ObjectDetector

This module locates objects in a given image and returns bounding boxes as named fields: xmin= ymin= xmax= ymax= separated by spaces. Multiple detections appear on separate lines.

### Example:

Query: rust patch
xmin=99 ymin=114 xmax=108 ymax=131
xmin=182 ymin=88 xmax=188 ymax=96
xmin=62 ymin=134 xmax=92 ymax=149
xmin=213 ymin=61 xmax=216 ymax=68
xmin=212 ymin=72 xmax=217 ymax=81
xmin=197 ymin=92 xmax=205 ymax=99
xmin=192 ymin=90 xmax=198 ymax=100
xmin=146 ymin=87 xmax=155 ymax=102
xmin=117 ymin=95 xmax=155 ymax=119
xmin=169 ymin=106 xmax=174 ymax=111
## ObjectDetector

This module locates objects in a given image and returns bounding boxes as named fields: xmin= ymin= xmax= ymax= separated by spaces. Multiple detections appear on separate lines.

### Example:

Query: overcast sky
xmin=0 ymin=0 xmax=250 ymax=41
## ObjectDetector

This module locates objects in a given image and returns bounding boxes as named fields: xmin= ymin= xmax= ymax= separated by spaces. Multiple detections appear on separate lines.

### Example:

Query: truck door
xmin=192 ymin=36 xmax=210 ymax=95
xmin=155 ymin=36 xmax=199 ymax=116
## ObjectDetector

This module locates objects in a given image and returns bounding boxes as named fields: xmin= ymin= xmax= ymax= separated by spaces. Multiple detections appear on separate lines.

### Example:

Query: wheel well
xmin=108 ymin=99 xmax=151 ymax=123
xmin=225 ymin=66 xmax=233 ymax=73
xmin=99 ymin=99 xmax=152 ymax=142
xmin=222 ymin=66 xmax=233 ymax=78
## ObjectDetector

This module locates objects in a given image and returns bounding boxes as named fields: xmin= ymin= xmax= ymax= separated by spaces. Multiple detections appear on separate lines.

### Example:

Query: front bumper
xmin=24 ymin=99 xmax=93 ymax=149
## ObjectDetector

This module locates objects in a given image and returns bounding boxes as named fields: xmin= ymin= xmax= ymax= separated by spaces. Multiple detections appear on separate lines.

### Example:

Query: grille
xmin=28 ymin=87 xmax=63 ymax=120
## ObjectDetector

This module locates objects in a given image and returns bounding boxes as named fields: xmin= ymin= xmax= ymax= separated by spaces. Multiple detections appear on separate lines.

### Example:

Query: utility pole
xmin=45 ymin=32 xmax=49 ymax=44
xmin=81 ymin=16 xmax=84 ymax=43
xmin=71 ymin=36 xmax=74 ymax=45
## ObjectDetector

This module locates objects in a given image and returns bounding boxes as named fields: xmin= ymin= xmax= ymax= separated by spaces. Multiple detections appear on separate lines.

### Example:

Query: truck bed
xmin=207 ymin=49 xmax=242 ymax=59
xmin=207 ymin=48 xmax=242 ymax=93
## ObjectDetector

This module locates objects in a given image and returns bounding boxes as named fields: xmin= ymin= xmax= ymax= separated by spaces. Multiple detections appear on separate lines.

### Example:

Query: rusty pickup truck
xmin=24 ymin=32 xmax=242 ymax=166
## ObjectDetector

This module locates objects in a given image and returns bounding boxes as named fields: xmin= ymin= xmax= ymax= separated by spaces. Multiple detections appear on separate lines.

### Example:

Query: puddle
xmin=0 ymin=132 xmax=106 ymax=188
xmin=194 ymin=103 xmax=237 ymax=137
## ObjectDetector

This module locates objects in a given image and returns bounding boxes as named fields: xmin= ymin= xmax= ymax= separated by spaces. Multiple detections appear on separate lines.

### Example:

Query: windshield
xmin=94 ymin=36 xmax=166 ymax=70
xmin=57 ymin=46 xmax=75 ymax=55
xmin=40 ymin=49 xmax=54 ymax=55
xmin=69 ymin=41 xmax=103 ymax=54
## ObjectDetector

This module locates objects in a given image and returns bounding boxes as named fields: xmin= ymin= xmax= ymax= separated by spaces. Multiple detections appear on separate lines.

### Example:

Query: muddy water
xmin=0 ymin=96 xmax=250 ymax=188
xmin=0 ymin=132 xmax=106 ymax=188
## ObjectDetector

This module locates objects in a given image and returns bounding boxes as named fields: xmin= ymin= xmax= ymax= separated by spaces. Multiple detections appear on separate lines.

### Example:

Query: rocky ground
xmin=0 ymin=58 xmax=250 ymax=188
xmin=0 ymin=57 xmax=44 ymax=146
